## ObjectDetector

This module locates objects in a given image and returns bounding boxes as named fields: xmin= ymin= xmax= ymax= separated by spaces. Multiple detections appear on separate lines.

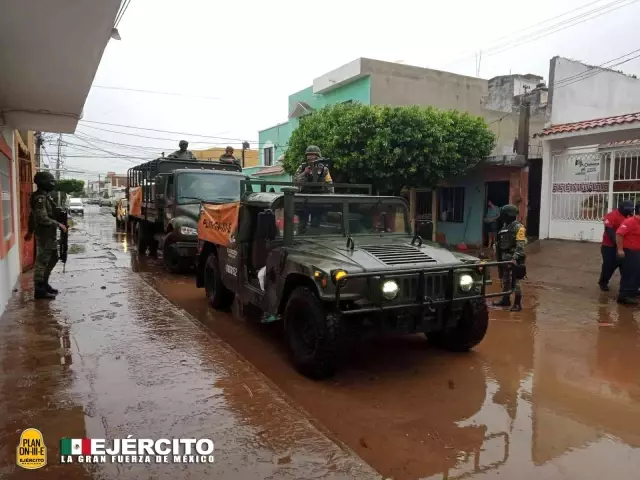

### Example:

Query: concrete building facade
xmin=537 ymin=56 xmax=640 ymax=242
xmin=257 ymin=58 xmax=547 ymax=247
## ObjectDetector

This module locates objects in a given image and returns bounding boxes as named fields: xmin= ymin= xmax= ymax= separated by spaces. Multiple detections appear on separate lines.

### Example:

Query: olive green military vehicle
xmin=196 ymin=180 xmax=514 ymax=379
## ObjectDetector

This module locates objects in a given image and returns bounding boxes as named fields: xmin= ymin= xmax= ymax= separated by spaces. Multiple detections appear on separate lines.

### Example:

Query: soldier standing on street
xmin=598 ymin=199 xmax=634 ymax=291
xmin=493 ymin=204 xmax=526 ymax=312
xmin=27 ymin=171 xmax=67 ymax=300
xmin=167 ymin=140 xmax=197 ymax=160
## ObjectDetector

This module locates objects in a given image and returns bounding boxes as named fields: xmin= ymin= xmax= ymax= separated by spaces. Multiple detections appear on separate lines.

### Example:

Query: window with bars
xmin=0 ymin=152 xmax=13 ymax=241
xmin=438 ymin=187 xmax=465 ymax=223
xmin=263 ymin=146 xmax=274 ymax=166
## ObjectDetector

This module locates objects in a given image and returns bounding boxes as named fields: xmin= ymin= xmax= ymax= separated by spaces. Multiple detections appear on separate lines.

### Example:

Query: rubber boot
xmin=510 ymin=293 xmax=522 ymax=312
xmin=492 ymin=295 xmax=511 ymax=307
xmin=617 ymin=296 xmax=638 ymax=305
xmin=44 ymin=274 xmax=58 ymax=295
xmin=34 ymin=282 xmax=56 ymax=300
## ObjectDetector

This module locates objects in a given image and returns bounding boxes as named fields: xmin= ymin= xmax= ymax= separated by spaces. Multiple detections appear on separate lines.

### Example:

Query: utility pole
xmin=34 ymin=132 xmax=43 ymax=170
xmin=516 ymin=87 xmax=531 ymax=159
xmin=55 ymin=133 xmax=62 ymax=180
xmin=241 ymin=141 xmax=250 ymax=168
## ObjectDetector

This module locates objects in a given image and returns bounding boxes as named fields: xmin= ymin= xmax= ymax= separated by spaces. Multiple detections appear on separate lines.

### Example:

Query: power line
xmin=443 ymin=0 xmax=638 ymax=68
xmin=114 ymin=0 xmax=132 ymax=28
xmin=554 ymin=48 xmax=640 ymax=86
xmin=484 ymin=0 xmax=639 ymax=58
xmin=77 ymin=124 xmax=230 ymax=145
xmin=78 ymin=119 xmax=258 ymax=144
xmin=554 ymin=52 xmax=640 ymax=89
xmin=91 ymin=85 xmax=222 ymax=101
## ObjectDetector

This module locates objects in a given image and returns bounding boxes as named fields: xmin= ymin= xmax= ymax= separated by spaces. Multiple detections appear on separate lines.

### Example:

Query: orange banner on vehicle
xmin=198 ymin=202 xmax=240 ymax=247
xmin=129 ymin=186 xmax=142 ymax=217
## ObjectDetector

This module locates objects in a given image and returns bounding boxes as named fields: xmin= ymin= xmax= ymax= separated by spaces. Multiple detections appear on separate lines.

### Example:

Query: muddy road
xmin=6 ymin=207 xmax=639 ymax=480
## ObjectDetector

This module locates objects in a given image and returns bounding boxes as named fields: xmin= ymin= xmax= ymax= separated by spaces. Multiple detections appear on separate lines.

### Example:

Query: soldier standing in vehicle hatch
xmin=167 ymin=140 xmax=197 ymax=160
xmin=493 ymin=204 xmax=526 ymax=312
xmin=26 ymin=171 xmax=67 ymax=300
xmin=294 ymin=145 xmax=334 ymax=233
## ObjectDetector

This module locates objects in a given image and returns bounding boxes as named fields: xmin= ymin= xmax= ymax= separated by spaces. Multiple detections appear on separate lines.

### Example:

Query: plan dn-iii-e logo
xmin=16 ymin=428 xmax=47 ymax=470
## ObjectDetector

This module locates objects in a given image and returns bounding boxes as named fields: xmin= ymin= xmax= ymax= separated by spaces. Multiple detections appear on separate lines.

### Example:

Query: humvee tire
xmin=284 ymin=287 xmax=344 ymax=379
xmin=204 ymin=253 xmax=234 ymax=309
xmin=428 ymin=299 xmax=489 ymax=352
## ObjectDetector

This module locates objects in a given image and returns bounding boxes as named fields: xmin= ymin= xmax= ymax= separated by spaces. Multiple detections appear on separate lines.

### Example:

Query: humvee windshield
xmin=275 ymin=199 xmax=409 ymax=237
xmin=176 ymin=172 xmax=242 ymax=204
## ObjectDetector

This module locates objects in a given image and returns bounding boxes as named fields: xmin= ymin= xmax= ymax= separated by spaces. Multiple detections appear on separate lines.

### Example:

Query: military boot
xmin=34 ymin=283 xmax=56 ymax=300
xmin=492 ymin=296 xmax=511 ymax=307
xmin=510 ymin=293 xmax=522 ymax=312
xmin=44 ymin=274 xmax=58 ymax=295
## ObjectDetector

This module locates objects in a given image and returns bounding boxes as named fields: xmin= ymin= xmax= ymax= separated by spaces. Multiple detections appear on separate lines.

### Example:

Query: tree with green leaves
xmin=283 ymin=103 xmax=496 ymax=195
xmin=55 ymin=179 xmax=85 ymax=195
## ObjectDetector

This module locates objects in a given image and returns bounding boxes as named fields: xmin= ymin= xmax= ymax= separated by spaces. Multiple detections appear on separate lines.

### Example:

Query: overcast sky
xmin=52 ymin=0 xmax=640 ymax=184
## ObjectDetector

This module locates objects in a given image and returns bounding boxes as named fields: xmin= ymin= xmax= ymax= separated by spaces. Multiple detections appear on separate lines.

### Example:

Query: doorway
xmin=527 ymin=158 xmax=542 ymax=238
xmin=483 ymin=181 xmax=510 ymax=247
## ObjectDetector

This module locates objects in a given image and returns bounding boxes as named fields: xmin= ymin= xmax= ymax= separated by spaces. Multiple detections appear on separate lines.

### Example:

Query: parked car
xmin=67 ymin=198 xmax=84 ymax=216
xmin=99 ymin=198 xmax=113 ymax=207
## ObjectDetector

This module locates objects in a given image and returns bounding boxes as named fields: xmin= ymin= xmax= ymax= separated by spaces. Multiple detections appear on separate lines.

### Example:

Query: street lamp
xmin=241 ymin=141 xmax=250 ymax=168
xmin=111 ymin=28 xmax=121 ymax=40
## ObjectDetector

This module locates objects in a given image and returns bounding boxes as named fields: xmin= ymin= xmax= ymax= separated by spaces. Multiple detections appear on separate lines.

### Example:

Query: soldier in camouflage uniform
xmin=293 ymin=145 xmax=334 ymax=193
xmin=293 ymin=146 xmax=334 ymax=232
xmin=493 ymin=204 xmax=526 ymax=312
xmin=167 ymin=140 xmax=197 ymax=160
xmin=28 ymin=171 xmax=67 ymax=299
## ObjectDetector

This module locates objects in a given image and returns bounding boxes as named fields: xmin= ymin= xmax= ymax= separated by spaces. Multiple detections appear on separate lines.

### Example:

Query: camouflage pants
xmin=34 ymin=235 xmax=58 ymax=284
xmin=499 ymin=267 xmax=521 ymax=296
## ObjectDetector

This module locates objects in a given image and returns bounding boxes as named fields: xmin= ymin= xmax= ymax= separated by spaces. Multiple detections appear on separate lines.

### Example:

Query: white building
xmin=0 ymin=0 xmax=121 ymax=314
xmin=537 ymin=57 xmax=640 ymax=242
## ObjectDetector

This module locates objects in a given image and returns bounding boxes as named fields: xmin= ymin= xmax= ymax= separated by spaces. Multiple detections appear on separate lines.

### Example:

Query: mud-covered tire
xmin=428 ymin=299 xmax=488 ymax=352
xmin=204 ymin=253 xmax=234 ymax=309
xmin=284 ymin=287 xmax=344 ymax=379
xmin=163 ymin=234 xmax=186 ymax=273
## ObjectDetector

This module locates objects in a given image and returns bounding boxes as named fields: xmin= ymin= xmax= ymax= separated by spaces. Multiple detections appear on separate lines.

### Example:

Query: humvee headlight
xmin=331 ymin=269 xmax=348 ymax=286
xmin=382 ymin=280 xmax=399 ymax=300
xmin=459 ymin=274 xmax=474 ymax=292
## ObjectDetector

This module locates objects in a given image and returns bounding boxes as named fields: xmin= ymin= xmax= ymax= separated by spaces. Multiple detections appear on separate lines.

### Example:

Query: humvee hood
xmin=290 ymin=236 xmax=479 ymax=273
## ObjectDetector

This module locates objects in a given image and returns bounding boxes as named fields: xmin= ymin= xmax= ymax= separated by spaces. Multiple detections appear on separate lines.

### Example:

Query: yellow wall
xmin=192 ymin=147 xmax=260 ymax=168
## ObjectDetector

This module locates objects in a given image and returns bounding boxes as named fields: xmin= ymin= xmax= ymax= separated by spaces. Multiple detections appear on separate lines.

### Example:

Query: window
xmin=438 ymin=187 xmax=465 ymax=223
xmin=263 ymin=147 xmax=274 ymax=166
xmin=0 ymin=151 xmax=13 ymax=243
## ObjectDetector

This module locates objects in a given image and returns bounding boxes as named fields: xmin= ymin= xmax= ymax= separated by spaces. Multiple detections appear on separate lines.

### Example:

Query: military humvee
xmin=195 ymin=180 xmax=514 ymax=379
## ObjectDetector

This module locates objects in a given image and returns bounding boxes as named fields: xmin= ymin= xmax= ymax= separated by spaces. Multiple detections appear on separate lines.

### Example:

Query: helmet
xmin=33 ymin=171 xmax=56 ymax=191
xmin=305 ymin=145 xmax=321 ymax=156
xmin=500 ymin=204 xmax=519 ymax=217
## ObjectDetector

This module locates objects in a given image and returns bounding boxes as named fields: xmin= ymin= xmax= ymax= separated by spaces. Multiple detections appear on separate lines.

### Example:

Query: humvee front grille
xmin=361 ymin=244 xmax=436 ymax=266
xmin=401 ymin=274 xmax=447 ymax=301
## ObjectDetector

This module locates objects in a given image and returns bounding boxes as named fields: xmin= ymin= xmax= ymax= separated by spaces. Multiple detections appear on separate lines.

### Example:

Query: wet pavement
xmin=0 ymin=206 xmax=379 ymax=480
xmin=2 ymin=208 xmax=640 ymax=479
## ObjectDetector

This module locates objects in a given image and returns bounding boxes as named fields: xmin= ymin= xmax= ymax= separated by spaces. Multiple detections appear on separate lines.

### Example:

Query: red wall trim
xmin=0 ymin=134 xmax=15 ymax=259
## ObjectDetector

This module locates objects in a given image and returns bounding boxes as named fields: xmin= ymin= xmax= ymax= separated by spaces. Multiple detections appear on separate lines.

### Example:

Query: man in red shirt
xmin=599 ymin=200 xmax=634 ymax=291
xmin=615 ymin=203 xmax=640 ymax=305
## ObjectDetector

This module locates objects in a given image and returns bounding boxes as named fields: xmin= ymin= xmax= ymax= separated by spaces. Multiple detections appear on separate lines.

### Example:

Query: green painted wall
xmin=258 ymin=76 xmax=371 ymax=166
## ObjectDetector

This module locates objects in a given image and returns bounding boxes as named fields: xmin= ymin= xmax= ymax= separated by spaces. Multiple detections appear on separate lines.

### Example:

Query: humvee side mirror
xmin=257 ymin=210 xmax=277 ymax=241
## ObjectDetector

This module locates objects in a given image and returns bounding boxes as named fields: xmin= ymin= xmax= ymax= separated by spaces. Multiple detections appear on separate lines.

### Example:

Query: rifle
xmin=56 ymin=206 xmax=69 ymax=273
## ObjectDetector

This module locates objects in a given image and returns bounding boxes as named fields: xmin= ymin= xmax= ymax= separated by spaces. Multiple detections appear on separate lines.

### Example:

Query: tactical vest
xmin=498 ymin=222 xmax=521 ymax=252
xmin=27 ymin=192 xmax=56 ymax=234
xmin=299 ymin=164 xmax=329 ymax=193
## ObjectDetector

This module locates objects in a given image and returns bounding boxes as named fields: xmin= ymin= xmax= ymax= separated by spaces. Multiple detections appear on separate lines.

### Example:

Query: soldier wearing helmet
xmin=27 ymin=171 xmax=67 ymax=299
xmin=493 ymin=204 xmax=526 ymax=311
xmin=168 ymin=140 xmax=197 ymax=160
xmin=293 ymin=145 xmax=334 ymax=194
